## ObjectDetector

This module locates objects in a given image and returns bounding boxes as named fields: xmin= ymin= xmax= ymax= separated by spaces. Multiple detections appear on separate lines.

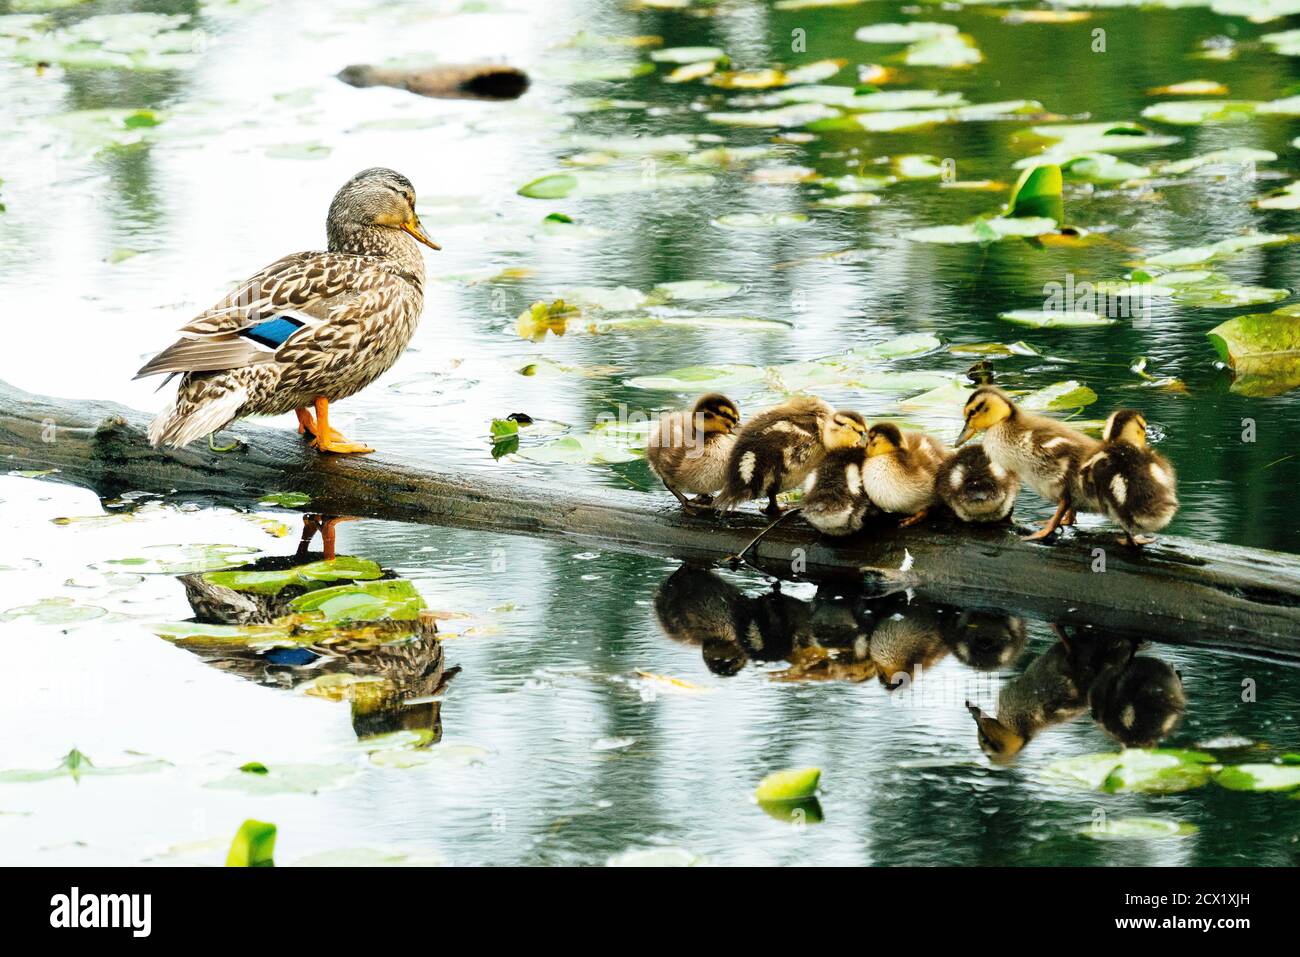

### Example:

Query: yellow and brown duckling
xmin=935 ymin=444 xmax=1020 ymax=523
xmin=646 ymin=393 xmax=741 ymax=511
xmin=861 ymin=422 xmax=949 ymax=527
xmin=715 ymin=395 xmax=835 ymax=515
xmin=1080 ymin=409 xmax=1178 ymax=548
xmin=800 ymin=410 xmax=878 ymax=536
xmin=957 ymin=386 xmax=1101 ymax=541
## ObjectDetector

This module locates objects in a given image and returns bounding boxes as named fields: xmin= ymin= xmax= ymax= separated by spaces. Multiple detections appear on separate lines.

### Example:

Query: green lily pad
xmin=518 ymin=433 xmax=643 ymax=465
xmin=589 ymin=313 xmax=790 ymax=334
xmin=1160 ymin=147 xmax=1276 ymax=175
xmin=704 ymin=102 xmax=840 ymax=128
xmin=94 ymin=543 xmax=261 ymax=575
xmin=758 ymin=797 xmax=824 ymax=824
xmin=1142 ymin=233 xmax=1295 ymax=268
xmin=258 ymin=491 xmax=312 ymax=508
xmin=1207 ymin=309 xmax=1300 ymax=396
xmin=1142 ymin=100 xmax=1260 ymax=125
xmin=205 ymin=762 xmax=358 ymax=795
xmin=0 ymin=748 xmax=170 ymax=783
xmin=1060 ymin=153 xmax=1151 ymax=183
xmin=201 ymin=557 xmax=383 ymax=597
xmin=607 ymin=847 xmax=703 ymax=867
xmin=1082 ymin=817 xmax=1197 ymax=841
xmin=0 ymin=596 xmax=106 ymax=625
xmin=518 ymin=170 xmax=714 ymax=199
xmin=625 ymin=363 xmax=767 ymax=392
xmin=1257 ymin=182 xmax=1300 ymax=210
xmin=907 ymin=216 xmax=1057 ymax=244
xmin=1007 ymin=164 xmax=1063 ymax=222
xmin=1214 ymin=763 xmax=1300 ymax=792
xmin=288 ymin=579 xmax=424 ymax=622
xmin=1000 ymin=309 xmax=1117 ymax=329
xmin=651 ymin=279 xmax=742 ymax=301
xmin=1043 ymin=749 xmax=1215 ymax=794
xmin=850 ymin=332 xmax=943 ymax=360
xmin=712 ymin=212 xmax=809 ymax=230
xmin=1020 ymin=380 xmax=1099 ymax=411
xmin=226 ymin=819 xmax=276 ymax=867
xmin=754 ymin=767 xmax=821 ymax=802
xmin=650 ymin=46 xmax=725 ymax=64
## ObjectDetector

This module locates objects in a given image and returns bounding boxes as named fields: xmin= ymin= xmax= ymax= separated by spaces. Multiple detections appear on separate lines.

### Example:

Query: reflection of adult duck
xmin=166 ymin=515 xmax=457 ymax=742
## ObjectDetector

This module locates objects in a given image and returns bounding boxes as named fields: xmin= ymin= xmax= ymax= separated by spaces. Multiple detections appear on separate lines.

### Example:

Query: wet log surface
xmin=2 ymin=379 xmax=1298 ymax=658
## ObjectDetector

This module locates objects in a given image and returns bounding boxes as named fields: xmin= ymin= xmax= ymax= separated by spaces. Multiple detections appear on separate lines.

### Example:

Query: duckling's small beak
xmin=402 ymin=215 xmax=441 ymax=251
xmin=965 ymin=700 xmax=984 ymax=721
xmin=955 ymin=422 xmax=974 ymax=447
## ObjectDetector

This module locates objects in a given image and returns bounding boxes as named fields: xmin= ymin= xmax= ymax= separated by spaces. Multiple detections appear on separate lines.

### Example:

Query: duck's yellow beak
xmin=955 ymin=422 xmax=974 ymax=447
xmin=402 ymin=214 xmax=441 ymax=251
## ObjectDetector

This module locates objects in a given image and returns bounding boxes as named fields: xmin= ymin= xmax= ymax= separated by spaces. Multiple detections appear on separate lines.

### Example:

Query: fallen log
xmin=2 ymin=380 xmax=1298 ymax=657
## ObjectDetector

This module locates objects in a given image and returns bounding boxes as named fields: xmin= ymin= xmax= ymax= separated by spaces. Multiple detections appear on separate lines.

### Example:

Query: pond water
xmin=1 ymin=0 xmax=1299 ymax=865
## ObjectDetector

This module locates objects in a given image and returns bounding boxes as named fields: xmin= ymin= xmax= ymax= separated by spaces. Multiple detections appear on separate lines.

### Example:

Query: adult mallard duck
xmin=136 ymin=168 xmax=439 ymax=454
xmin=956 ymin=385 xmax=1100 ymax=541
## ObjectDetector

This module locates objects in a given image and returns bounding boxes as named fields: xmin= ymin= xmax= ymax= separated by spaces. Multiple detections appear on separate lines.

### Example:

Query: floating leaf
xmin=94 ymin=543 xmax=260 ymax=575
xmin=1082 ymin=817 xmax=1197 ymax=841
xmin=649 ymin=46 xmax=724 ymax=64
xmin=518 ymin=170 xmax=713 ymax=198
xmin=1148 ymin=79 xmax=1229 ymax=96
xmin=1043 ymin=749 xmax=1215 ymax=794
xmin=1142 ymin=100 xmax=1259 ymax=125
xmin=516 ymin=298 xmax=578 ymax=340
xmin=754 ymin=767 xmax=821 ymax=802
xmin=1214 ymin=763 xmax=1300 ymax=792
xmin=0 ymin=748 xmax=169 ymax=783
xmin=999 ymin=309 xmax=1118 ymax=329
xmin=608 ymin=847 xmax=703 ymax=867
xmin=704 ymin=102 xmax=840 ymax=128
xmin=1256 ymin=181 xmax=1300 ymax=210
xmin=589 ymin=313 xmax=790 ymax=334
xmin=258 ymin=491 xmax=312 ymax=508
xmin=907 ymin=216 xmax=1056 ymax=244
xmin=1020 ymin=380 xmax=1099 ymax=411
xmin=712 ymin=212 xmax=809 ymax=230
xmin=1207 ymin=309 xmax=1300 ymax=396
xmin=226 ymin=819 xmax=276 ymax=867
xmin=519 ymin=432 xmax=642 ymax=465
xmin=0 ymin=596 xmax=106 ymax=625
xmin=201 ymin=557 xmax=383 ymax=597
xmin=288 ymin=579 xmax=424 ymax=622
xmin=1159 ymin=147 xmax=1275 ymax=175
xmin=1139 ymin=232 xmax=1294 ymax=268
xmin=651 ymin=279 xmax=742 ymax=301
xmin=1007 ymin=164 xmax=1063 ymax=221
xmin=206 ymin=763 xmax=358 ymax=795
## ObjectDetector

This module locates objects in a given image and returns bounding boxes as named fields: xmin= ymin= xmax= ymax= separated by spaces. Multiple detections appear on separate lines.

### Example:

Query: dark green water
xmin=1 ymin=0 xmax=1298 ymax=865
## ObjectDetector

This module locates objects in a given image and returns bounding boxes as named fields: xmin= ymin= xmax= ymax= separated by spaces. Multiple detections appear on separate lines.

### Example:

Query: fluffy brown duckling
xmin=646 ymin=392 xmax=741 ymax=511
xmin=957 ymin=385 xmax=1101 ymax=542
xmin=935 ymin=444 xmax=1020 ymax=523
xmin=715 ymin=395 xmax=835 ymax=515
xmin=1080 ymin=408 xmax=1178 ymax=548
xmin=800 ymin=411 xmax=878 ymax=536
xmin=861 ymin=422 xmax=949 ymax=527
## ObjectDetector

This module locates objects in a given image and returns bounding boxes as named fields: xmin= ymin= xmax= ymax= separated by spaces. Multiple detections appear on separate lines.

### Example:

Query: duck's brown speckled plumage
xmin=138 ymin=168 xmax=432 ymax=449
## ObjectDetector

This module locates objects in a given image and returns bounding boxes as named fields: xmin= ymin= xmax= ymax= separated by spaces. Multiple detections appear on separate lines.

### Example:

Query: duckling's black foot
xmin=763 ymin=498 xmax=783 ymax=517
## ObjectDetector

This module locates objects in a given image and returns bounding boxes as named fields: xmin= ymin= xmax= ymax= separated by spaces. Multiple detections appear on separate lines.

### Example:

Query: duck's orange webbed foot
xmin=296 ymin=408 xmax=317 ymax=437
xmin=308 ymin=398 xmax=374 ymax=455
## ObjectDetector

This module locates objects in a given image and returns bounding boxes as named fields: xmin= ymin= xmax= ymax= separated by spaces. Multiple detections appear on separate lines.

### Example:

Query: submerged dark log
xmin=2 ymin=379 xmax=1298 ymax=656
xmin=337 ymin=62 xmax=529 ymax=101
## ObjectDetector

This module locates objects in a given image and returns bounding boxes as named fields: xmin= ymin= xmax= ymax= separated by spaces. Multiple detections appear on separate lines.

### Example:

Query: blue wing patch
xmin=240 ymin=314 xmax=307 ymax=350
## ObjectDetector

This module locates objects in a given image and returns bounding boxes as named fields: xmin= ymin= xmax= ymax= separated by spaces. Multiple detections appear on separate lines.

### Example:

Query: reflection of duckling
xmin=941 ymin=609 xmax=1028 ymax=671
xmin=935 ymin=445 xmax=1019 ymax=523
xmin=957 ymin=386 xmax=1100 ymax=542
xmin=653 ymin=564 xmax=751 ymax=676
xmin=646 ymin=393 xmax=741 ymax=511
xmin=966 ymin=628 xmax=1133 ymax=763
xmin=862 ymin=422 xmax=948 ymax=527
xmin=1089 ymin=654 xmax=1186 ymax=748
xmin=715 ymin=396 xmax=835 ymax=515
xmin=1080 ymin=409 xmax=1178 ymax=548
xmin=801 ymin=411 xmax=877 ymax=536
xmin=868 ymin=594 xmax=949 ymax=689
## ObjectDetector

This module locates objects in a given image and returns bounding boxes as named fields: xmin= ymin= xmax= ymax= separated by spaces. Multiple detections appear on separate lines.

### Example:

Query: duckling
xmin=934 ymin=444 xmax=1019 ymax=523
xmin=714 ymin=396 xmax=835 ymax=515
xmin=646 ymin=393 xmax=741 ymax=511
xmin=957 ymin=386 xmax=1101 ymax=541
xmin=800 ymin=410 xmax=878 ymax=536
xmin=1080 ymin=408 xmax=1178 ymax=548
xmin=861 ymin=422 xmax=949 ymax=527
xmin=867 ymin=593 xmax=949 ymax=690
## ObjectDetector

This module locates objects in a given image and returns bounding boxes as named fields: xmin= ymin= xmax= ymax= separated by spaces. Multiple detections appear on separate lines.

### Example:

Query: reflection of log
xmin=337 ymin=62 xmax=529 ymax=101
xmin=3 ymin=379 xmax=1299 ymax=655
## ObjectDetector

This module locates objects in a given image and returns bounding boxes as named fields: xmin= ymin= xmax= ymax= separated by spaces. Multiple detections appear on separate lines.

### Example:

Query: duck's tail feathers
xmin=148 ymin=387 xmax=247 ymax=449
